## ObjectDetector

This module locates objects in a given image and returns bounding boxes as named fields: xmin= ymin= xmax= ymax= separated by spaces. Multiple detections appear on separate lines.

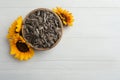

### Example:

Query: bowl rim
xmin=22 ymin=8 xmax=63 ymax=50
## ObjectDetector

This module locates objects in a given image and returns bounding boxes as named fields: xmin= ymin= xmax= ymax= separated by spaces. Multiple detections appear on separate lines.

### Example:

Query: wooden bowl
xmin=22 ymin=8 xmax=63 ymax=50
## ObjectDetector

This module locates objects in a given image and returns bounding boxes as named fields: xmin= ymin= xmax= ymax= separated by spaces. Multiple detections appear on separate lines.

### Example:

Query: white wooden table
xmin=0 ymin=0 xmax=120 ymax=80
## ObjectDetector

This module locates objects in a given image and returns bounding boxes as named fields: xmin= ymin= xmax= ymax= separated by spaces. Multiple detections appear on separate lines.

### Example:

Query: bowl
xmin=22 ymin=8 xmax=63 ymax=50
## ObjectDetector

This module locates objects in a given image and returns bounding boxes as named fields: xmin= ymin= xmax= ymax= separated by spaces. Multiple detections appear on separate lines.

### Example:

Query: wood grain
xmin=0 ymin=0 xmax=120 ymax=80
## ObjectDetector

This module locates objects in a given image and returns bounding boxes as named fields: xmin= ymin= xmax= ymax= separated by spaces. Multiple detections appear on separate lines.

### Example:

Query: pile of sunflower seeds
xmin=22 ymin=9 xmax=63 ymax=49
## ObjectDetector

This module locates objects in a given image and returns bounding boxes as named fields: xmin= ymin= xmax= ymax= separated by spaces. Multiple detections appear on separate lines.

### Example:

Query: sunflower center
xmin=16 ymin=41 xmax=29 ymax=52
xmin=61 ymin=14 xmax=67 ymax=21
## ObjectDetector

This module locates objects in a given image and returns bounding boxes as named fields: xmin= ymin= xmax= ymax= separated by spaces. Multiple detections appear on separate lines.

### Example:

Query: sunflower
xmin=7 ymin=16 xmax=22 ymax=39
xmin=9 ymin=34 xmax=34 ymax=61
xmin=53 ymin=7 xmax=74 ymax=26
xmin=7 ymin=16 xmax=34 ymax=61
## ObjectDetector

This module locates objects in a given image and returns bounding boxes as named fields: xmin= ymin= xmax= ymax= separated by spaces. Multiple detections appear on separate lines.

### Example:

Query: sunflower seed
xmin=23 ymin=9 xmax=62 ymax=49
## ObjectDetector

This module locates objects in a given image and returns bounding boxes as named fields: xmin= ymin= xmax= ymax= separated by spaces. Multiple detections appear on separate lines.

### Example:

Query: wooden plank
xmin=0 ymin=0 xmax=120 ymax=8
xmin=0 ymin=0 xmax=120 ymax=79
xmin=1 ymin=8 xmax=120 ymax=38
xmin=2 ymin=37 xmax=120 ymax=62
xmin=1 ymin=8 xmax=120 ymax=62
xmin=0 ymin=61 xmax=120 ymax=71
xmin=0 ymin=70 xmax=120 ymax=80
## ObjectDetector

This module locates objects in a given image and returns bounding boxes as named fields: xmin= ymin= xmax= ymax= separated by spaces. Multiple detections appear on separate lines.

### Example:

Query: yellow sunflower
xmin=7 ymin=16 xmax=34 ymax=61
xmin=9 ymin=34 xmax=34 ymax=61
xmin=7 ymin=16 xmax=22 ymax=39
xmin=53 ymin=7 xmax=74 ymax=26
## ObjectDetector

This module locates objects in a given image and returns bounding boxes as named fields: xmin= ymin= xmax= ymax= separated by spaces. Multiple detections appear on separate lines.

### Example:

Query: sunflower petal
xmin=19 ymin=54 xmax=24 ymax=61
xmin=16 ymin=16 xmax=23 ymax=33
xmin=53 ymin=7 xmax=74 ymax=27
